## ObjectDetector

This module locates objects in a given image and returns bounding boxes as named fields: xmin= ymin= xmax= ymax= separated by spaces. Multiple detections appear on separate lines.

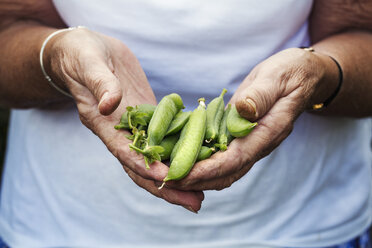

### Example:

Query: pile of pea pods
xmin=114 ymin=89 xmax=257 ymax=183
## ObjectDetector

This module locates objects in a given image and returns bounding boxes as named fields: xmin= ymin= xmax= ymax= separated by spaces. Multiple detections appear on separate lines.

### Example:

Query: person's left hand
xmin=165 ymin=48 xmax=339 ymax=191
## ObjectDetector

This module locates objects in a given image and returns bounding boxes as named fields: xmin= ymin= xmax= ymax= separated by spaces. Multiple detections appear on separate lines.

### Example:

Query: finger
xmin=166 ymin=142 xmax=250 ymax=191
xmin=167 ymin=145 xmax=241 ymax=188
xmin=177 ymin=160 xmax=253 ymax=191
xmin=234 ymin=77 xmax=285 ymax=122
xmin=168 ymin=96 xmax=296 ymax=191
xmin=123 ymin=165 xmax=203 ymax=213
xmin=82 ymin=61 xmax=123 ymax=116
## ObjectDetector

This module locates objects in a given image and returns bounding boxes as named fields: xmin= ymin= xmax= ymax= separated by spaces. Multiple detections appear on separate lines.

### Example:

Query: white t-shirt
xmin=1 ymin=0 xmax=371 ymax=247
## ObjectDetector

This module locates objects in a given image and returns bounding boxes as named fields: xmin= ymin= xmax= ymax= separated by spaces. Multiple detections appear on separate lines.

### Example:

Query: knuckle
xmin=177 ymin=184 xmax=190 ymax=191
xmin=216 ymin=180 xmax=232 ymax=191
xmin=278 ymin=66 xmax=295 ymax=86
xmin=88 ymin=76 xmax=107 ymax=96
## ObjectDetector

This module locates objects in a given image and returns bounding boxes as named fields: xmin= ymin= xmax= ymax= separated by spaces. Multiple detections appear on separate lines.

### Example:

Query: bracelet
xmin=300 ymin=47 xmax=344 ymax=110
xmin=39 ymin=26 xmax=86 ymax=98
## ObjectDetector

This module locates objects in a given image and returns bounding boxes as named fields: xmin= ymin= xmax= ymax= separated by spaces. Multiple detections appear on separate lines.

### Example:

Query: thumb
xmin=84 ymin=63 xmax=123 ymax=116
xmin=235 ymin=81 xmax=282 ymax=122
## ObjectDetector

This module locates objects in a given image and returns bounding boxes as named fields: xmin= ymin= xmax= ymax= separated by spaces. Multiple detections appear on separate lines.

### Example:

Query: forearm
xmin=0 ymin=21 xmax=69 ymax=108
xmin=308 ymin=0 xmax=372 ymax=117
xmin=0 ymin=0 xmax=67 ymax=108
xmin=311 ymin=31 xmax=372 ymax=117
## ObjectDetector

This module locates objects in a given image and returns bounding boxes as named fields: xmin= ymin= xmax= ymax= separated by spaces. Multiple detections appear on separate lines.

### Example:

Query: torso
xmin=1 ymin=1 xmax=371 ymax=247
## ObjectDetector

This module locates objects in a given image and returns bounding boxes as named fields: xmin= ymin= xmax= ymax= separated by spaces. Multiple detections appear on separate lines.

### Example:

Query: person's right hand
xmin=44 ymin=27 xmax=203 ymax=213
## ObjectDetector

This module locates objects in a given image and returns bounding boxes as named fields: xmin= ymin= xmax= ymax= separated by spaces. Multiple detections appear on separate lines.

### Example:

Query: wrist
xmin=306 ymin=49 xmax=342 ymax=110
xmin=40 ymin=27 xmax=86 ymax=98
xmin=41 ymin=29 xmax=72 ymax=97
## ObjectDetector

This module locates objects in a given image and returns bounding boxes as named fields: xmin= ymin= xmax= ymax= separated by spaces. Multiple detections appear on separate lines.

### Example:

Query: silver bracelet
xmin=39 ymin=26 xmax=86 ymax=98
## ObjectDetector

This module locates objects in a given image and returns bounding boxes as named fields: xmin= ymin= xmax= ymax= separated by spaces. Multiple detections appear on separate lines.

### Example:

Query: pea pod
xmin=158 ymin=134 xmax=179 ymax=161
xmin=165 ymin=110 xmax=191 ymax=136
xmin=227 ymin=105 xmax=257 ymax=137
xmin=115 ymin=104 xmax=156 ymax=130
xmin=170 ymin=121 xmax=189 ymax=163
xmin=147 ymin=93 xmax=184 ymax=146
xmin=134 ymin=104 xmax=156 ymax=125
xmin=196 ymin=146 xmax=215 ymax=162
xmin=130 ymin=94 xmax=184 ymax=168
xmin=205 ymin=88 xmax=227 ymax=142
xmin=163 ymin=98 xmax=207 ymax=182
xmin=215 ymin=104 xmax=233 ymax=151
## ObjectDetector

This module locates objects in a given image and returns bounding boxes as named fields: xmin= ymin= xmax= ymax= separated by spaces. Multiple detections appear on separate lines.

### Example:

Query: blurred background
xmin=0 ymin=108 xmax=9 ymax=185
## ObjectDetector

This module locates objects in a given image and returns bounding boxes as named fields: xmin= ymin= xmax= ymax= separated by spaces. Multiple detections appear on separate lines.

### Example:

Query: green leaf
xmin=151 ymin=152 xmax=161 ymax=162
xmin=135 ymin=112 xmax=148 ymax=118
xmin=135 ymin=117 xmax=147 ymax=126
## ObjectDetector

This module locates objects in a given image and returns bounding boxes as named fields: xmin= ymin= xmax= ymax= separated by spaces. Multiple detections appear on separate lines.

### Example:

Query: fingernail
xmin=244 ymin=98 xmax=257 ymax=118
xmin=98 ymin=92 xmax=109 ymax=107
xmin=183 ymin=206 xmax=198 ymax=214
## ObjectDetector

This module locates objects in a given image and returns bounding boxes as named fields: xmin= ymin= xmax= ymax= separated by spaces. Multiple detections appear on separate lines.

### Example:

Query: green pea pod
xmin=114 ymin=104 xmax=156 ymax=130
xmin=215 ymin=104 xmax=233 ymax=151
xmin=227 ymin=105 xmax=257 ymax=137
xmin=196 ymin=146 xmax=215 ymax=162
xmin=159 ymin=134 xmax=179 ymax=161
xmin=163 ymin=98 xmax=207 ymax=182
xmin=205 ymin=88 xmax=227 ymax=142
xmin=170 ymin=121 xmax=189 ymax=163
xmin=136 ymin=104 xmax=156 ymax=124
xmin=165 ymin=110 xmax=191 ymax=136
xmin=147 ymin=93 xmax=184 ymax=146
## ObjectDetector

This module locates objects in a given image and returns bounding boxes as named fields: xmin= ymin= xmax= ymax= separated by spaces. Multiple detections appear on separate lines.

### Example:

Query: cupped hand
xmin=166 ymin=48 xmax=338 ymax=191
xmin=45 ymin=27 xmax=204 ymax=212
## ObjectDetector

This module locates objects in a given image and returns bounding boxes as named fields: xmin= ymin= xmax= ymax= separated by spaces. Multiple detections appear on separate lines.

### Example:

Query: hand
xmin=166 ymin=48 xmax=339 ymax=191
xmin=45 ymin=28 xmax=204 ymax=212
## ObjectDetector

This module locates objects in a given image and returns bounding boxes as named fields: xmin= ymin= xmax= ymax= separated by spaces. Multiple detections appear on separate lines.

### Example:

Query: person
xmin=0 ymin=0 xmax=371 ymax=247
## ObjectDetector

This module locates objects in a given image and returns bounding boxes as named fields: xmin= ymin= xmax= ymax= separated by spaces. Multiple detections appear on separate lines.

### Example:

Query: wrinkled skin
xmin=47 ymin=28 xmax=204 ymax=212
xmin=166 ymin=48 xmax=337 ymax=191
xmin=48 ymin=28 xmax=335 ymax=209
